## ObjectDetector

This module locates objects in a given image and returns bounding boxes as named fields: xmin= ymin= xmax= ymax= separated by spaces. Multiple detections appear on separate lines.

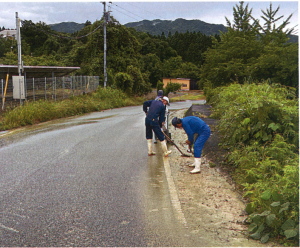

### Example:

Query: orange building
xmin=163 ymin=78 xmax=190 ymax=91
xmin=163 ymin=78 xmax=199 ymax=91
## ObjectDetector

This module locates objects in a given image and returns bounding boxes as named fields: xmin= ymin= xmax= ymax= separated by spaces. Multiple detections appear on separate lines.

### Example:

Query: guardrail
xmin=1 ymin=75 xmax=100 ymax=111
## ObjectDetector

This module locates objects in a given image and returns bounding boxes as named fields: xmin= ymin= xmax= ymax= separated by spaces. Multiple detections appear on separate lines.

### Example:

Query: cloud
xmin=0 ymin=1 xmax=298 ymax=32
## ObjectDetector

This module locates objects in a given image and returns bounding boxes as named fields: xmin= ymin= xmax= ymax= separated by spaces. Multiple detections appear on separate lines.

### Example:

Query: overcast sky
xmin=0 ymin=1 xmax=298 ymax=34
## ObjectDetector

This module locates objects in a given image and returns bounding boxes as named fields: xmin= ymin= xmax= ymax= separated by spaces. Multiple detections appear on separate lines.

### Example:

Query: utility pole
xmin=102 ymin=2 xmax=111 ymax=88
xmin=16 ymin=12 xmax=22 ymax=76
xmin=102 ymin=2 xmax=107 ymax=87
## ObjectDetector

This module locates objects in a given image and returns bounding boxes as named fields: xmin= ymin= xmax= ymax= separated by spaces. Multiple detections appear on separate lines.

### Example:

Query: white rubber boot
xmin=189 ymin=161 xmax=195 ymax=167
xmin=147 ymin=139 xmax=156 ymax=156
xmin=190 ymin=158 xmax=201 ymax=174
xmin=160 ymin=140 xmax=172 ymax=157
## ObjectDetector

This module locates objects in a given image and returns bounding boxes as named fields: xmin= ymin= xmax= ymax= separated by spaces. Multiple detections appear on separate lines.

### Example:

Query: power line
xmin=110 ymin=6 xmax=140 ymax=22
xmin=124 ymin=2 xmax=164 ymax=20
xmin=110 ymin=3 xmax=144 ymax=21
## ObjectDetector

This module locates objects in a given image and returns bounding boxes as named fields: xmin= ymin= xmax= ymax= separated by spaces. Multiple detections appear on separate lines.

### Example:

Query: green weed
xmin=0 ymin=87 xmax=145 ymax=131
xmin=206 ymin=81 xmax=299 ymax=246
xmin=170 ymin=93 xmax=205 ymax=102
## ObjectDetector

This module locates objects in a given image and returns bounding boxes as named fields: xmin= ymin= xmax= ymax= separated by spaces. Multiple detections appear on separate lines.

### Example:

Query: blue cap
xmin=172 ymin=117 xmax=178 ymax=128
xmin=157 ymin=90 xmax=163 ymax=97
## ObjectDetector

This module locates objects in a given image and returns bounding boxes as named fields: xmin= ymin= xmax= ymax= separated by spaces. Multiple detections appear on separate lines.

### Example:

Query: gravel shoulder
xmin=166 ymin=106 xmax=278 ymax=247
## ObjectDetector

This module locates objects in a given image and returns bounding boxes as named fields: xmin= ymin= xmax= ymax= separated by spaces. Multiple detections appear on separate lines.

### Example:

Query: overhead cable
xmin=111 ymin=3 xmax=144 ymax=21
xmin=110 ymin=6 xmax=140 ymax=22
xmin=125 ymin=2 xmax=164 ymax=20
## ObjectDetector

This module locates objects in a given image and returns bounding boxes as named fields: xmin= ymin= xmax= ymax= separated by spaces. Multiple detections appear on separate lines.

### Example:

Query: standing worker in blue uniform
xmin=155 ymin=90 xmax=163 ymax=100
xmin=172 ymin=116 xmax=211 ymax=174
xmin=143 ymin=96 xmax=172 ymax=157
xmin=153 ymin=90 xmax=164 ymax=143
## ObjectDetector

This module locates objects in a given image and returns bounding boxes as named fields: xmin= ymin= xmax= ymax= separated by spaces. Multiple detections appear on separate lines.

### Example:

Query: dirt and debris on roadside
xmin=166 ymin=105 xmax=278 ymax=247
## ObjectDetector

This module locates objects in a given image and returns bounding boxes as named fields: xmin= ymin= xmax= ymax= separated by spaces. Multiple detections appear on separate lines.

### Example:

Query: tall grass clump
xmin=207 ymin=81 xmax=299 ymax=246
xmin=0 ymin=87 xmax=145 ymax=131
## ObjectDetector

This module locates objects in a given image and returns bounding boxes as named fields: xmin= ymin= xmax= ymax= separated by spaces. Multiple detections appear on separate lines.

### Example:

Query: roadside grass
xmin=0 ymin=88 xmax=205 ymax=131
xmin=207 ymin=82 xmax=299 ymax=246
xmin=0 ymin=87 xmax=145 ymax=131
xmin=169 ymin=91 xmax=205 ymax=102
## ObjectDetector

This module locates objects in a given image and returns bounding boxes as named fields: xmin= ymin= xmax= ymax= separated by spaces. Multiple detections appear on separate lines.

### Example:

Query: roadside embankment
xmin=166 ymin=105 xmax=277 ymax=247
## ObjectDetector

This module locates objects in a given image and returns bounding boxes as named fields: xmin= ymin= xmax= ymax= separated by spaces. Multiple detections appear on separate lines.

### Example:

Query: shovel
xmin=162 ymin=130 xmax=192 ymax=157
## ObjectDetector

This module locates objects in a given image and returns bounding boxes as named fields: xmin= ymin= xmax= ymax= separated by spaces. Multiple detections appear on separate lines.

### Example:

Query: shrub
xmin=207 ymin=81 xmax=299 ymax=245
xmin=164 ymin=82 xmax=182 ymax=96
xmin=208 ymin=82 xmax=298 ymax=148
xmin=114 ymin=72 xmax=133 ymax=95
xmin=157 ymin=80 xmax=164 ymax=92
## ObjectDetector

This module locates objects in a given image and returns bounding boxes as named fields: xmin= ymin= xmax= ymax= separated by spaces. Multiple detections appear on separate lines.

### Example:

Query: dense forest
xmin=0 ymin=2 xmax=298 ymax=96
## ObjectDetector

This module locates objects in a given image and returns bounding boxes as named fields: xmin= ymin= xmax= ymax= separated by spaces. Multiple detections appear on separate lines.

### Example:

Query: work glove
xmin=187 ymin=146 xmax=192 ymax=153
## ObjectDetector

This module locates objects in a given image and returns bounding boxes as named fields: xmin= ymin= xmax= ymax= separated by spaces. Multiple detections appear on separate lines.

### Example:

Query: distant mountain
xmin=49 ymin=22 xmax=85 ymax=33
xmin=124 ymin=18 xmax=227 ymax=36
xmin=48 ymin=19 xmax=298 ymax=43
xmin=287 ymin=34 xmax=298 ymax=43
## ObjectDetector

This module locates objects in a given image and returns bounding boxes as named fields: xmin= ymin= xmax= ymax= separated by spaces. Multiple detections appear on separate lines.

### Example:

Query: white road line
xmin=0 ymin=223 xmax=19 ymax=233
xmin=163 ymin=157 xmax=188 ymax=228
xmin=59 ymin=149 xmax=69 ymax=157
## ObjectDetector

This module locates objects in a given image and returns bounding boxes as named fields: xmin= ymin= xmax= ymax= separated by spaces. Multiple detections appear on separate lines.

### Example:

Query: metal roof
xmin=163 ymin=77 xmax=191 ymax=80
xmin=0 ymin=29 xmax=17 ymax=38
xmin=0 ymin=65 xmax=81 ymax=79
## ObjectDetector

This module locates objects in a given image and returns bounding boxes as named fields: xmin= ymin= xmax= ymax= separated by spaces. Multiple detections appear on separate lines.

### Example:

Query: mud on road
xmin=166 ymin=106 xmax=277 ymax=247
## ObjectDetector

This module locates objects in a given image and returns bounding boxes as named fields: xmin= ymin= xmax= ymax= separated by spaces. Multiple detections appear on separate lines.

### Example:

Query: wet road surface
xmin=0 ymin=101 xmax=208 ymax=246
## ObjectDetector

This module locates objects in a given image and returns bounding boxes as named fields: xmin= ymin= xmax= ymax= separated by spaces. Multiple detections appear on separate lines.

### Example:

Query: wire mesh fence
xmin=1 ymin=75 xmax=100 ymax=111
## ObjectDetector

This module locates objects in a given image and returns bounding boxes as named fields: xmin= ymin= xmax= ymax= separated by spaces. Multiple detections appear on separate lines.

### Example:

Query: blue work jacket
xmin=143 ymin=99 xmax=165 ymax=127
xmin=181 ymin=116 xmax=211 ymax=145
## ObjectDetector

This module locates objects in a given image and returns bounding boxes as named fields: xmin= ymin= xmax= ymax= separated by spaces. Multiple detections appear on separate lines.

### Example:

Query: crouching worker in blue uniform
xmin=172 ymin=116 xmax=211 ymax=174
xmin=143 ymin=96 xmax=172 ymax=157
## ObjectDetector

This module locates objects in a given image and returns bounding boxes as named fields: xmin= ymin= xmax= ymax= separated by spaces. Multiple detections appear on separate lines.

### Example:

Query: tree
xmin=162 ymin=56 xmax=184 ymax=78
xmin=250 ymin=40 xmax=298 ymax=88
xmin=164 ymin=82 xmax=182 ymax=96
xmin=251 ymin=3 xmax=297 ymax=38
xmin=127 ymin=65 xmax=152 ymax=96
xmin=200 ymin=1 xmax=298 ymax=89
xmin=42 ymin=36 xmax=60 ymax=56
xmin=225 ymin=1 xmax=254 ymax=32
xmin=140 ymin=53 xmax=162 ymax=87
xmin=0 ymin=36 xmax=16 ymax=58
xmin=106 ymin=69 xmax=115 ymax=87
xmin=21 ymin=20 xmax=53 ymax=55
xmin=249 ymin=3 xmax=299 ymax=87
xmin=199 ymin=28 xmax=261 ymax=88
xmin=114 ymin=72 xmax=133 ymax=95
xmin=166 ymin=30 xmax=215 ymax=67
xmin=180 ymin=62 xmax=201 ymax=80
xmin=157 ymin=80 xmax=164 ymax=92
xmin=84 ymin=20 xmax=92 ymax=27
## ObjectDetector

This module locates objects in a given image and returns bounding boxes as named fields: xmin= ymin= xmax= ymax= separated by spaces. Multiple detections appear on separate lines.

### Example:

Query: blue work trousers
xmin=194 ymin=128 xmax=211 ymax=158
xmin=145 ymin=117 xmax=165 ymax=141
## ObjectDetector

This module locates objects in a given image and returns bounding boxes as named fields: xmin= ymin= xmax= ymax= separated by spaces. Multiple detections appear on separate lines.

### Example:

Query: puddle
xmin=0 ymin=130 xmax=9 ymax=136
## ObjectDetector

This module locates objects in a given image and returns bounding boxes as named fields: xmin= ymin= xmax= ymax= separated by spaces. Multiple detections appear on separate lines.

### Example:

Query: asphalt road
xmin=0 ymin=100 xmax=207 ymax=247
